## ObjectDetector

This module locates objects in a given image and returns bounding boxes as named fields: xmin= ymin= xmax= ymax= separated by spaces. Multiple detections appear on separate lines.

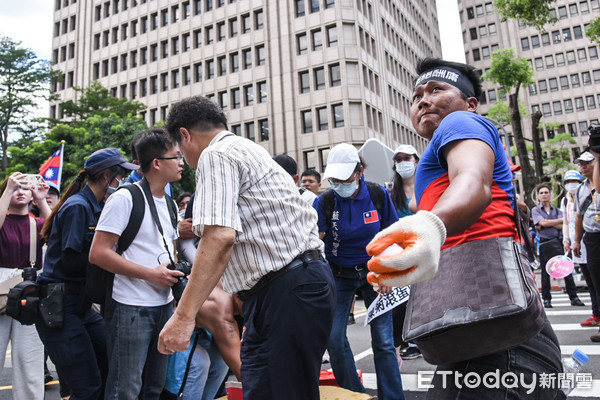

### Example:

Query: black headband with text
xmin=414 ymin=67 xmax=475 ymax=98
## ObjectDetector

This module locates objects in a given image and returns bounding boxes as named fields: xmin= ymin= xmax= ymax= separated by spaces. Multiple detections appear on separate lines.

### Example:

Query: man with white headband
xmin=366 ymin=58 xmax=562 ymax=398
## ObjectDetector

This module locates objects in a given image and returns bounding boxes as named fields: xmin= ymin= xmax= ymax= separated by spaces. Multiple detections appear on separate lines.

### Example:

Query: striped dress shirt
xmin=192 ymin=130 xmax=323 ymax=293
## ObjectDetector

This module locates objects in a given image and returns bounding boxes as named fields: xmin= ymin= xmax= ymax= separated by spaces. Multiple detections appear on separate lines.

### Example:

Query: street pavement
xmin=1 ymin=290 xmax=599 ymax=399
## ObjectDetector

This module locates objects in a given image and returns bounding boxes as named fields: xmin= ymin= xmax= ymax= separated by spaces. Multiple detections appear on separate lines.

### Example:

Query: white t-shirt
xmin=96 ymin=185 xmax=178 ymax=306
xmin=561 ymin=196 xmax=587 ymax=264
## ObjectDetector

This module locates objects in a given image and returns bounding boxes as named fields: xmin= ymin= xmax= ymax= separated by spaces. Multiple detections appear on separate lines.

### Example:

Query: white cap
xmin=393 ymin=144 xmax=419 ymax=159
xmin=323 ymin=143 xmax=360 ymax=180
xmin=576 ymin=152 xmax=595 ymax=163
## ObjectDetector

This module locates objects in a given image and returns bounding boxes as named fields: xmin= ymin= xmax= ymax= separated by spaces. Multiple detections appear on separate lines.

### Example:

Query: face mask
xmin=179 ymin=209 xmax=187 ymax=219
xmin=331 ymin=180 xmax=358 ymax=198
xmin=396 ymin=161 xmax=416 ymax=179
xmin=106 ymin=186 xmax=117 ymax=197
xmin=565 ymin=183 xmax=579 ymax=194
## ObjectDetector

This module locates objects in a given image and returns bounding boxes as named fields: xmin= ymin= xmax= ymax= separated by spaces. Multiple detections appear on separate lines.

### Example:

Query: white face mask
xmin=564 ymin=183 xmax=579 ymax=194
xmin=395 ymin=161 xmax=416 ymax=179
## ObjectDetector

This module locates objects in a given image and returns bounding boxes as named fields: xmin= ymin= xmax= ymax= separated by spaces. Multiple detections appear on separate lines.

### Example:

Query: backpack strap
xmin=164 ymin=193 xmax=179 ymax=232
xmin=577 ymin=183 xmax=594 ymax=216
xmin=365 ymin=181 xmax=385 ymax=224
xmin=322 ymin=188 xmax=335 ymax=229
xmin=115 ymin=184 xmax=145 ymax=255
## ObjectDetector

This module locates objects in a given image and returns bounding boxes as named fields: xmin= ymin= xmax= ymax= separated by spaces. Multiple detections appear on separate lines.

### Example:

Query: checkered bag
xmin=403 ymin=237 xmax=546 ymax=365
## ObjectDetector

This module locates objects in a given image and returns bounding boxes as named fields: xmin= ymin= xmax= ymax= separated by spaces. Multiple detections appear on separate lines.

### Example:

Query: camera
xmin=588 ymin=124 xmax=600 ymax=153
xmin=22 ymin=267 xmax=37 ymax=282
xmin=168 ymin=260 xmax=192 ymax=302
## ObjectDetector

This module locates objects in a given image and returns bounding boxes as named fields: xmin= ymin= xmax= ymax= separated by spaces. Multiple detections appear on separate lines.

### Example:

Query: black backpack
xmin=85 ymin=184 xmax=178 ymax=305
xmin=320 ymin=181 xmax=387 ymax=230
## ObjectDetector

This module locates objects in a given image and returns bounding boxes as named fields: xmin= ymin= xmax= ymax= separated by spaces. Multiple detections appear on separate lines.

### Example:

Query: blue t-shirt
xmin=39 ymin=185 xmax=103 ymax=284
xmin=314 ymin=176 xmax=398 ymax=267
xmin=415 ymin=111 xmax=517 ymax=249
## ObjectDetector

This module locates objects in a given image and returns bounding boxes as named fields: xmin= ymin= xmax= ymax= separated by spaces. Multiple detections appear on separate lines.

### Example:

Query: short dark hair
xmin=537 ymin=183 xmax=551 ymax=194
xmin=273 ymin=154 xmax=297 ymax=176
xmin=165 ymin=96 xmax=228 ymax=142
xmin=135 ymin=128 xmax=178 ymax=172
xmin=176 ymin=191 xmax=192 ymax=205
xmin=415 ymin=58 xmax=483 ymax=101
xmin=301 ymin=169 xmax=321 ymax=183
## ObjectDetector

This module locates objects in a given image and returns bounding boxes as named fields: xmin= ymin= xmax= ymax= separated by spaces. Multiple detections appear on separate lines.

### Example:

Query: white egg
xmin=378 ymin=243 xmax=403 ymax=257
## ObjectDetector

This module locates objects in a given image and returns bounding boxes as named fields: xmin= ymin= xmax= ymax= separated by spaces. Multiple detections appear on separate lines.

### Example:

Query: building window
xmin=151 ymin=44 xmax=158 ymax=61
xmin=310 ymin=0 xmax=319 ymax=13
xmin=488 ymin=23 xmax=497 ymax=35
xmin=161 ymin=73 xmax=169 ymax=91
xmin=161 ymin=40 xmax=169 ymax=58
xmin=217 ymin=56 xmax=227 ymax=76
xmin=542 ymin=103 xmax=551 ymax=116
xmin=582 ymin=71 xmax=592 ymax=85
xmin=302 ymin=110 xmax=313 ymax=133
xmin=206 ymin=59 xmax=214 ymax=79
xmin=194 ymin=62 xmax=202 ymax=82
xmin=254 ymin=10 xmax=264 ymax=29
xmin=257 ymin=81 xmax=267 ymax=103
xmin=183 ymin=66 xmax=191 ymax=85
xmin=140 ymin=47 xmax=148 ymax=64
xmin=245 ymin=122 xmax=255 ymax=142
xmin=332 ymin=104 xmax=344 ymax=127
xmin=574 ymin=25 xmax=583 ymax=39
xmin=563 ymin=28 xmax=572 ymax=41
xmin=314 ymin=68 xmax=325 ymax=90
xmin=229 ymin=18 xmax=238 ymax=37
xmin=545 ymin=55 xmax=554 ymax=68
xmin=541 ymin=32 xmax=550 ymax=46
xmin=534 ymin=57 xmax=543 ymax=70
xmin=594 ymin=69 xmax=600 ymax=82
xmin=206 ymin=26 xmax=214 ymax=45
xmin=556 ymin=52 xmax=565 ymax=66
xmin=219 ymin=91 xmax=228 ymax=111
xmin=575 ymin=97 xmax=585 ymax=111
xmin=566 ymin=50 xmax=576 ymax=64
xmin=590 ymin=46 xmax=599 ymax=59
xmin=150 ymin=75 xmax=158 ymax=94
xmin=230 ymin=53 xmax=239 ymax=73
xmin=317 ymin=107 xmax=328 ymax=130
xmin=552 ymin=30 xmax=561 ymax=43
xmin=256 ymin=45 xmax=266 ymax=65
xmin=528 ymin=83 xmax=537 ymax=95
xmin=553 ymin=101 xmax=563 ymax=115
xmin=140 ymin=79 xmax=147 ymax=97
xmin=571 ymin=74 xmax=580 ymax=87
xmin=260 ymin=119 xmax=269 ymax=141
xmin=299 ymin=71 xmax=310 ymax=93
xmin=242 ymin=48 xmax=252 ymax=69
xmin=327 ymin=25 xmax=338 ymax=46
xmin=297 ymin=33 xmax=308 ymax=55
xmin=473 ymin=49 xmax=480 ymax=61
xmin=312 ymin=30 xmax=323 ymax=51
xmin=587 ymin=95 xmax=596 ymax=109
xmin=172 ymin=70 xmax=180 ymax=88
xmin=531 ymin=35 xmax=540 ymax=48
xmin=467 ymin=7 xmax=474 ymax=19
xmin=150 ymin=13 xmax=158 ymax=30
xmin=578 ymin=48 xmax=587 ymax=61
xmin=521 ymin=38 xmax=530 ymax=51
xmin=549 ymin=78 xmax=558 ymax=91
xmin=194 ymin=29 xmax=202 ymax=48
xmin=470 ymin=28 xmax=477 ymax=40
xmin=295 ymin=0 xmax=305 ymax=17
xmin=560 ymin=75 xmax=569 ymax=89
xmin=232 ymin=125 xmax=241 ymax=136
xmin=217 ymin=22 xmax=226 ymax=41
xmin=231 ymin=88 xmax=241 ymax=109
xmin=330 ymin=64 xmax=341 ymax=86
xmin=172 ymin=37 xmax=179 ymax=55
xmin=242 ymin=14 xmax=251 ymax=33
xmin=183 ymin=33 xmax=190 ymax=51
xmin=564 ymin=99 xmax=573 ymax=113
xmin=244 ymin=85 xmax=254 ymax=105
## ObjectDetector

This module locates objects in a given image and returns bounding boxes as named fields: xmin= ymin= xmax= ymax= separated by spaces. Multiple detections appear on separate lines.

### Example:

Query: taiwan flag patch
xmin=363 ymin=210 xmax=379 ymax=224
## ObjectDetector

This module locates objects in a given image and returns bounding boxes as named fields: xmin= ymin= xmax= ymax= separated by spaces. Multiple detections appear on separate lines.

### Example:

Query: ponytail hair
xmin=42 ymin=169 xmax=89 ymax=240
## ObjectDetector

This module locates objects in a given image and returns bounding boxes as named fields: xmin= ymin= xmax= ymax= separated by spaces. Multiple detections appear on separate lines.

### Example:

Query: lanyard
xmin=140 ymin=178 xmax=175 ymax=265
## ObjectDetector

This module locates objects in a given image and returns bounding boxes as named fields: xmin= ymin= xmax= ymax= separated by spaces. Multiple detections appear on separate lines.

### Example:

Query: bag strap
xmin=140 ymin=178 xmax=176 ymax=265
xmin=115 ymin=185 xmax=145 ymax=255
xmin=577 ymin=183 xmax=594 ymax=215
xmin=29 ymin=217 xmax=36 ymax=267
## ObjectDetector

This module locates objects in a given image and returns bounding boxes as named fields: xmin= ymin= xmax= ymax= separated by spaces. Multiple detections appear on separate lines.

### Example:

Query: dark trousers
xmin=539 ymin=238 xmax=578 ymax=301
xmin=427 ymin=321 xmax=565 ymax=399
xmin=584 ymin=232 xmax=600 ymax=318
xmin=36 ymin=294 xmax=108 ymax=400
xmin=579 ymin=263 xmax=599 ymax=317
xmin=240 ymin=256 xmax=336 ymax=400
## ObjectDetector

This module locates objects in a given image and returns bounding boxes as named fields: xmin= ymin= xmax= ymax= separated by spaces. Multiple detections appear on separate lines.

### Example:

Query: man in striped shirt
xmin=159 ymin=96 xmax=336 ymax=400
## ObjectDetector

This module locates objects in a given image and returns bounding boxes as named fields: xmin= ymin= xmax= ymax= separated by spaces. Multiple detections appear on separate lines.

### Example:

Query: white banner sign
xmin=365 ymin=286 xmax=410 ymax=326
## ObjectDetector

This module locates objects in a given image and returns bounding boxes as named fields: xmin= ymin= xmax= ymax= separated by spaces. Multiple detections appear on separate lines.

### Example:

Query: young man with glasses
xmin=89 ymin=129 xmax=185 ymax=400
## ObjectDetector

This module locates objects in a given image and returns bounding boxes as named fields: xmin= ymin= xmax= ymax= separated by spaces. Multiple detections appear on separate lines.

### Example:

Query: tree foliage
xmin=0 ymin=36 xmax=57 ymax=171
xmin=586 ymin=17 xmax=600 ymax=44
xmin=483 ymin=48 xmax=538 ymax=207
xmin=5 ymin=81 xmax=195 ymax=196
xmin=494 ymin=0 xmax=554 ymax=31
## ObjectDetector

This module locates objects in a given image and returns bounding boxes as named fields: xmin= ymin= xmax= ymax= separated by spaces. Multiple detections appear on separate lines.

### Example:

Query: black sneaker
xmin=400 ymin=346 xmax=422 ymax=360
xmin=348 ymin=313 xmax=356 ymax=325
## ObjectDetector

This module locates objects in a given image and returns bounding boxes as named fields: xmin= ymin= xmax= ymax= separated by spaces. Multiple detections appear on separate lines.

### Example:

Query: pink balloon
xmin=546 ymin=255 xmax=574 ymax=279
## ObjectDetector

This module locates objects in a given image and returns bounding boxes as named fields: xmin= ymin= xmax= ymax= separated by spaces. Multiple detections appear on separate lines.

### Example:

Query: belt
xmin=328 ymin=261 xmax=367 ymax=273
xmin=39 ymin=282 xmax=82 ymax=297
xmin=237 ymin=250 xmax=322 ymax=301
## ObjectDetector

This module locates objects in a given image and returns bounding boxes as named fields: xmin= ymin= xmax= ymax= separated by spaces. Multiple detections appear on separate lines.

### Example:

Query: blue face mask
xmin=331 ymin=180 xmax=358 ymax=198
xmin=106 ymin=186 xmax=117 ymax=197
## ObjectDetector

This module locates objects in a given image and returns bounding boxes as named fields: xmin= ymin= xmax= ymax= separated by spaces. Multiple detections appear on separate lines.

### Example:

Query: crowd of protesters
xmin=2 ymin=57 xmax=594 ymax=400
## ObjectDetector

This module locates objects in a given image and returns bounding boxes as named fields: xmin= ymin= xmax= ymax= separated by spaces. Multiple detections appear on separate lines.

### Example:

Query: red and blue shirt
xmin=415 ymin=111 xmax=518 ymax=249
